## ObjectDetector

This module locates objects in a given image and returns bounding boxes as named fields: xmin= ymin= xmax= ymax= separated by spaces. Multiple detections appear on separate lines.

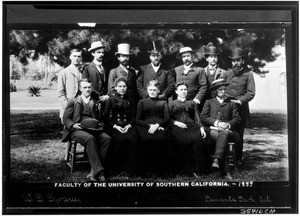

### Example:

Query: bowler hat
xmin=88 ymin=41 xmax=105 ymax=52
xmin=115 ymin=43 xmax=131 ymax=56
xmin=179 ymin=47 xmax=195 ymax=55
xmin=80 ymin=118 xmax=103 ymax=131
xmin=210 ymin=79 xmax=229 ymax=90
xmin=205 ymin=44 xmax=218 ymax=56
xmin=148 ymin=41 xmax=161 ymax=55
xmin=229 ymin=48 xmax=244 ymax=59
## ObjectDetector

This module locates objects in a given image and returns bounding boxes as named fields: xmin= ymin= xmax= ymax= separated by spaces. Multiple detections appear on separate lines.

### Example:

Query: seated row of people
xmin=62 ymin=78 xmax=240 ymax=182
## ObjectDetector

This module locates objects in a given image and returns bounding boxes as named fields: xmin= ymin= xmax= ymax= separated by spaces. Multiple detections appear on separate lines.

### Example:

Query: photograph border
xmin=3 ymin=1 xmax=299 ymax=214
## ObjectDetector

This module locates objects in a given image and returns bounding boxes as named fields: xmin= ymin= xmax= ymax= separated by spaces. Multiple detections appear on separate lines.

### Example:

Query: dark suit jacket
xmin=82 ymin=62 xmax=108 ymax=99
xmin=203 ymin=66 xmax=225 ymax=100
xmin=62 ymin=95 xmax=104 ymax=142
xmin=200 ymin=97 xmax=241 ymax=131
xmin=137 ymin=63 xmax=175 ymax=99
xmin=174 ymin=65 xmax=207 ymax=102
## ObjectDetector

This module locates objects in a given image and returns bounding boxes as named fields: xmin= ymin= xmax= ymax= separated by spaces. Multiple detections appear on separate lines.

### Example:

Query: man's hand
xmin=230 ymin=99 xmax=242 ymax=105
xmin=200 ymin=127 xmax=206 ymax=138
xmin=148 ymin=123 xmax=159 ymax=134
xmin=193 ymin=98 xmax=200 ymax=104
xmin=157 ymin=94 xmax=165 ymax=100
xmin=99 ymin=95 xmax=109 ymax=102
xmin=218 ymin=121 xmax=230 ymax=130
xmin=72 ymin=123 xmax=83 ymax=130
xmin=174 ymin=121 xmax=188 ymax=129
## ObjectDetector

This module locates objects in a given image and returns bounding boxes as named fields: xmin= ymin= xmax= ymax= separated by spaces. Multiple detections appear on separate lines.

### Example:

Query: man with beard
xmin=83 ymin=41 xmax=109 ymax=102
xmin=174 ymin=47 xmax=207 ymax=108
xmin=223 ymin=48 xmax=256 ymax=166
xmin=203 ymin=43 xmax=225 ymax=100
xmin=62 ymin=79 xmax=111 ymax=182
xmin=137 ymin=41 xmax=175 ymax=100
xmin=108 ymin=43 xmax=139 ymax=105
xmin=201 ymin=79 xmax=241 ymax=180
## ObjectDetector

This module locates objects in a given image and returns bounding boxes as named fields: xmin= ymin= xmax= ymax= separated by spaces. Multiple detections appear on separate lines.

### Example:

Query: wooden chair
xmin=66 ymin=140 xmax=89 ymax=172
xmin=228 ymin=142 xmax=237 ymax=170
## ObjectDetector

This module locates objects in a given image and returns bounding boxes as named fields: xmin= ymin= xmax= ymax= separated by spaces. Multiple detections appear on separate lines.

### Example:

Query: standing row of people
xmin=58 ymin=40 xmax=255 ymax=182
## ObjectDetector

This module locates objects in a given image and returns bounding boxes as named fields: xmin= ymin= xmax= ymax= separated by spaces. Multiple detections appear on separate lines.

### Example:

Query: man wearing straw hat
xmin=223 ymin=48 xmax=256 ymax=166
xmin=201 ymin=79 xmax=241 ymax=180
xmin=174 ymin=46 xmax=207 ymax=109
xmin=108 ymin=43 xmax=140 ymax=105
xmin=83 ymin=41 xmax=109 ymax=102
xmin=137 ymin=41 xmax=175 ymax=100
xmin=203 ymin=42 xmax=226 ymax=100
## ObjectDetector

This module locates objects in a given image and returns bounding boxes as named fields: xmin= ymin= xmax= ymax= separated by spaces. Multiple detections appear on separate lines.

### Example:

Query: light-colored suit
xmin=57 ymin=64 xmax=82 ymax=118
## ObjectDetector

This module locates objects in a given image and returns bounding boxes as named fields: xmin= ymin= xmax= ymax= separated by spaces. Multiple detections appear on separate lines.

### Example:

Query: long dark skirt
xmin=171 ymin=122 xmax=207 ymax=175
xmin=106 ymin=127 xmax=137 ymax=176
xmin=137 ymin=126 xmax=172 ymax=177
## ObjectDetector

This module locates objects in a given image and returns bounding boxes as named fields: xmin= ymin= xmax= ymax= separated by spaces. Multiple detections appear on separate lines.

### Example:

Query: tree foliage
xmin=9 ymin=28 xmax=285 ymax=74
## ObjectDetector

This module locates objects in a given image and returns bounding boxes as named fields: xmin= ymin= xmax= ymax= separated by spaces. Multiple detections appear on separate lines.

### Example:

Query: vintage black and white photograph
xmin=3 ymin=2 xmax=298 ymax=214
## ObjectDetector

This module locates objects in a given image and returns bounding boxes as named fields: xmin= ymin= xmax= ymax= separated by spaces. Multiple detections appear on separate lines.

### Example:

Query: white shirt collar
xmin=93 ymin=59 xmax=102 ymax=66
xmin=81 ymin=94 xmax=91 ymax=104
xmin=216 ymin=96 xmax=224 ymax=104
xmin=151 ymin=63 xmax=160 ymax=73
xmin=120 ymin=64 xmax=129 ymax=72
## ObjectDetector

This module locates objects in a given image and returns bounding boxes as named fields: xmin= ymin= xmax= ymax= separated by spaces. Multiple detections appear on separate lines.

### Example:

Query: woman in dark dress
xmin=169 ymin=81 xmax=207 ymax=176
xmin=136 ymin=80 xmax=171 ymax=177
xmin=103 ymin=77 xmax=137 ymax=177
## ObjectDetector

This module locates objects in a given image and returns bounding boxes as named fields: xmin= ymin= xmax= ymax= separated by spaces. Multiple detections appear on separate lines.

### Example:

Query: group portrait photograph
xmin=2 ymin=1 xmax=298 ymax=214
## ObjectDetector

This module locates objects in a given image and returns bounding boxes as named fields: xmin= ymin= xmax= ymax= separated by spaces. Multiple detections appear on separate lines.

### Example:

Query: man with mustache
xmin=203 ymin=43 xmax=225 ymax=100
xmin=83 ymin=41 xmax=109 ymax=102
xmin=137 ymin=41 xmax=175 ymax=100
xmin=174 ymin=47 xmax=207 ymax=109
xmin=223 ymin=48 xmax=256 ymax=166
xmin=108 ymin=43 xmax=139 ymax=105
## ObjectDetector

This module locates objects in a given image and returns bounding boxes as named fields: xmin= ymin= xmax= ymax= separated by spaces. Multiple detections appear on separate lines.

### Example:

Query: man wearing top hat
xmin=137 ymin=41 xmax=175 ymax=100
xmin=174 ymin=47 xmax=207 ymax=109
xmin=200 ymin=79 xmax=241 ymax=180
xmin=203 ymin=42 xmax=226 ymax=100
xmin=83 ymin=41 xmax=109 ymax=102
xmin=62 ymin=78 xmax=111 ymax=182
xmin=223 ymin=48 xmax=256 ymax=165
xmin=58 ymin=48 xmax=83 ymax=122
xmin=108 ymin=43 xmax=140 ymax=105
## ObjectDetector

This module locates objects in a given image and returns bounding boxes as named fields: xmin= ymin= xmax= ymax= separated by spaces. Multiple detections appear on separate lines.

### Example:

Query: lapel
xmin=147 ymin=64 xmax=157 ymax=78
xmin=116 ymin=65 xmax=128 ymax=78
xmin=91 ymin=62 xmax=106 ymax=82
xmin=68 ymin=64 xmax=80 ymax=78
xmin=178 ymin=65 xmax=185 ymax=75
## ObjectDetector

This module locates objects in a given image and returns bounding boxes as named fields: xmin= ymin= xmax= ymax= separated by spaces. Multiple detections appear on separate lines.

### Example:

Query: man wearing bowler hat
xmin=200 ymin=79 xmax=241 ymax=180
xmin=137 ymin=41 xmax=175 ymax=100
xmin=62 ymin=78 xmax=111 ymax=182
xmin=203 ymin=42 xmax=226 ymax=100
xmin=223 ymin=48 xmax=256 ymax=165
xmin=174 ymin=47 xmax=207 ymax=109
xmin=108 ymin=43 xmax=139 ymax=105
xmin=83 ymin=41 xmax=109 ymax=102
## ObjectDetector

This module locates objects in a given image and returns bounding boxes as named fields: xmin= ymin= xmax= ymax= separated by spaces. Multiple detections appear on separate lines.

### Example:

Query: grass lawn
xmin=9 ymin=110 xmax=289 ymax=183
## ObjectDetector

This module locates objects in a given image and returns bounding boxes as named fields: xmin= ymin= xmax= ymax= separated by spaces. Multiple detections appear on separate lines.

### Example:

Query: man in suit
xmin=174 ymin=47 xmax=207 ymax=108
xmin=57 ymin=49 xmax=83 ymax=121
xmin=201 ymin=79 xmax=241 ymax=180
xmin=83 ymin=41 xmax=109 ymax=102
xmin=108 ymin=43 xmax=139 ymax=105
xmin=62 ymin=79 xmax=111 ymax=182
xmin=137 ymin=41 xmax=175 ymax=100
xmin=223 ymin=48 xmax=256 ymax=165
xmin=203 ymin=43 xmax=225 ymax=100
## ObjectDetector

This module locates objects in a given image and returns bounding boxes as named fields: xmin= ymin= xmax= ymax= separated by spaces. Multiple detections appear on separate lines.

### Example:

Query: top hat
xmin=229 ymin=48 xmax=244 ymax=59
xmin=115 ymin=43 xmax=131 ymax=56
xmin=210 ymin=79 xmax=229 ymax=90
xmin=88 ymin=41 xmax=105 ymax=52
xmin=148 ymin=41 xmax=161 ymax=55
xmin=80 ymin=118 xmax=103 ymax=131
xmin=179 ymin=47 xmax=195 ymax=55
xmin=205 ymin=43 xmax=218 ymax=56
